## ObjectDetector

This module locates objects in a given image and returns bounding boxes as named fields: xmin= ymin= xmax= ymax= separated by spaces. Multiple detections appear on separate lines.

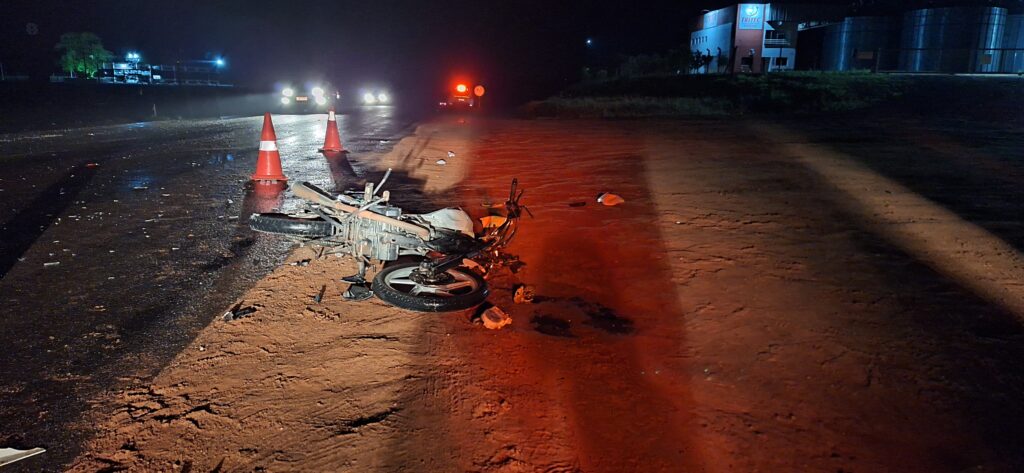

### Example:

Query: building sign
xmin=738 ymin=4 xmax=764 ymax=30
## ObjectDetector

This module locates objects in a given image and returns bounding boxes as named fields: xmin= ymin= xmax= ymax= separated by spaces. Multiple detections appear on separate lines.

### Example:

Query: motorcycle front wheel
xmin=373 ymin=262 xmax=488 ymax=312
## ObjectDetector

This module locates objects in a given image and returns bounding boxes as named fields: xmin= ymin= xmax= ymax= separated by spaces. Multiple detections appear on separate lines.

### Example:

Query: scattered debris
xmin=436 ymin=159 xmax=447 ymax=165
xmin=132 ymin=186 xmax=148 ymax=191
xmin=596 ymin=192 xmax=625 ymax=206
xmin=314 ymin=284 xmax=326 ymax=303
xmin=85 ymin=163 xmax=99 ymax=168
xmin=43 ymin=261 xmax=60 ymax=267
xmin=568 ymin=201 xmax=587 ymax=207
xmin=343 ymin=284 xmax=373 ymax=301
xmin=481 ymin=305 xmax=512 ymax=330
xmin=447 ymin=150 xmax=455 ymax=158
xmin=222 ymin=302 xmax=258 ymax=322
xmin=513 ymin=285 xmax=535 ymax=304
xmin=0 ymin=447 xmax=46 ymax=467
xmin=289 ymin=259 xmax=311 ymax=267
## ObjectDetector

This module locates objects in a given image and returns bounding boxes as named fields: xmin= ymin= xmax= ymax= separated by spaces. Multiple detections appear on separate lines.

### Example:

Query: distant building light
xmin=215 ymin=58 xmax=225 ymax=67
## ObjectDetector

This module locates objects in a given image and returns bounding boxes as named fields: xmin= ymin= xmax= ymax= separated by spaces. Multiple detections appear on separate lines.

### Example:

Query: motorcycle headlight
xmin=282 ymin=87 xmax=294 ymax=97
xmin=280 ymin=97 xmax=291 ymax=105
xmin=363 ymin=92 xmax=377 ymax=104
xmin=377 ymin=93 xmax=389 ymax=103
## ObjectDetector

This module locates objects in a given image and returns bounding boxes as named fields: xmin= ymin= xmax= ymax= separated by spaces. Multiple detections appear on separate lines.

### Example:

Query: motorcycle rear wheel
xmin=373 ymin=262 xmax=488 ymax=312
xmin=250 ymin=213 xmax=333 ymax=238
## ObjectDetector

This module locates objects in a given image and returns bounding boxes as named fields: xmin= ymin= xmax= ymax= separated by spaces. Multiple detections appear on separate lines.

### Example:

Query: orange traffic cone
xmin=318 ymin=107 xmax=345 ymax=153
xmin=252 ymin=113 xmax=287 ymax=183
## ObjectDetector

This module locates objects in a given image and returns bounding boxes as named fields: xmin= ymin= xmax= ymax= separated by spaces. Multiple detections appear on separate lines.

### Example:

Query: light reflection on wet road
xmin=0 ymin=106 xmax=417 ymax=469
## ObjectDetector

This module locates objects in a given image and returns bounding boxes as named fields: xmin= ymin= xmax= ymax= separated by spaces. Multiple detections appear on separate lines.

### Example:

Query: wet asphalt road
xmin=0 ymin=106 xmax=418 ymax=469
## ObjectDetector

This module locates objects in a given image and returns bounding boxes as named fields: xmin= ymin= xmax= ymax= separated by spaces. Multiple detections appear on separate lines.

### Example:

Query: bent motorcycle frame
xmin=289 ymin=179 xmax=521 ymax=279
xmin=291 ymin=182 xmax=431 ymax=239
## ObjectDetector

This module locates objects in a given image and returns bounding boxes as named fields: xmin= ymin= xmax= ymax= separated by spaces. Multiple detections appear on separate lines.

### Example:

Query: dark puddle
xmin=529 ymin=295 xmax=636 ymax=335
xmin=531 ymin=314 xmax=575 ymax=338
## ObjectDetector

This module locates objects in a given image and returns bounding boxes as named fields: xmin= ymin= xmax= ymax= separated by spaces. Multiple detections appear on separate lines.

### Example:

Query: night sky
xmin=2 ymin=0 xmax=699 ymax=105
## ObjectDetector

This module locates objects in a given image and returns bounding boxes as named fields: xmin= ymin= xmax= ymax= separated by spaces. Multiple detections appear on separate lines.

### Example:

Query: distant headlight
xmin=312 ymin=86 xmax=324 ymax=97
xmin=363 ymin=92 xmax=377 ymax=104
xmin=377 ymin=93 xmax=389 ymax=103
xmin=282 ymin=87 xmax=294 ymax=97
xmin=281 ymin=97 xmax=291 ymax=105
xmin=315 ymin=96 xmax=327 ymax=105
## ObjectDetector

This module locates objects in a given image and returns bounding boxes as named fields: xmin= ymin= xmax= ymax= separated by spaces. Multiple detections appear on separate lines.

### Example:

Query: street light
xmin=585 ymin=38 xmax=593 ymax=47
xmin=214 ymin=58 xmax=225 ymax=67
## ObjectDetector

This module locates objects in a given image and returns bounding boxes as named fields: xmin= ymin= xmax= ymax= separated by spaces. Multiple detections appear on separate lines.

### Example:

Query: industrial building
xmin=690 ymin=2 xmax=1024 ymax=74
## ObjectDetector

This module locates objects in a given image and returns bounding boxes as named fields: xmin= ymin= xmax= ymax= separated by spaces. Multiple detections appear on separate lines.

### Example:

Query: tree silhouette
xmin=54 ymin=32 xmax=113 ymax=78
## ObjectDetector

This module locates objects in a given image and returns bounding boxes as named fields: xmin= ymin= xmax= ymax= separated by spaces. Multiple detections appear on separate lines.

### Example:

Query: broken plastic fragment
xmin=596 ymin=192 xmax=625 ymax=206
xmin=479 ymin=215 xmax=507 ymax=229
xmin=0 ymin=447 xmax=46 ymax=467
xmin=513 ymin=285 xmax=535 ymax=304
xmin=481 ymin=306 xmax=512 ymax=330
xmin=436 ymin=159 xmax=447 ymax=165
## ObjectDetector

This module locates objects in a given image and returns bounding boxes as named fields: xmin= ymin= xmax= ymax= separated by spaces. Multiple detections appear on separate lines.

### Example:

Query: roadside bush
xmin=524 ymin=72 xmax=1024 ymax=120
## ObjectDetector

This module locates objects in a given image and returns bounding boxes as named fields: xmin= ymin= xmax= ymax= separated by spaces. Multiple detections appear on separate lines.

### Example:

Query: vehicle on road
xmin=277 ymin=83 xmax=340 ymax=113
xmin=438 ymin=82 xmax=475 ymax=110
xmin=360 ymin=88 xmax=392 ymax=106
xmin=249 ymin=172 xmax=525 ymax=312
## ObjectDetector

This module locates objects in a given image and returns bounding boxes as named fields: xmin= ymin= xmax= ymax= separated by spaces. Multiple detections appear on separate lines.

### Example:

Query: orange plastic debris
xmin=513 ymin=285 xmax=535 ymax=304
xmin=480 ymin=215 xmax=507 ymax=229
xmin=597 ymin=192 xmax=625 ymax=206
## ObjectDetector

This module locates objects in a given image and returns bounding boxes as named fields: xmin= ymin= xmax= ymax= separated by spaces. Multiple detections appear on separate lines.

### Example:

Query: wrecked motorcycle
xmin=249 ymin=170 xmax=524 ymax=312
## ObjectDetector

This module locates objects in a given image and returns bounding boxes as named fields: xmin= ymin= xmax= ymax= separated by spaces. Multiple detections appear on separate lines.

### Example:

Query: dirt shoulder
xmin=71 ymin=115 xmax=1024 ymax=472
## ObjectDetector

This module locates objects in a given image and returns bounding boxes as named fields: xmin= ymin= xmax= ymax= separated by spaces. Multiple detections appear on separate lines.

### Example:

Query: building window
xmin=764 ymin=29 xmax=790 ymax=47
